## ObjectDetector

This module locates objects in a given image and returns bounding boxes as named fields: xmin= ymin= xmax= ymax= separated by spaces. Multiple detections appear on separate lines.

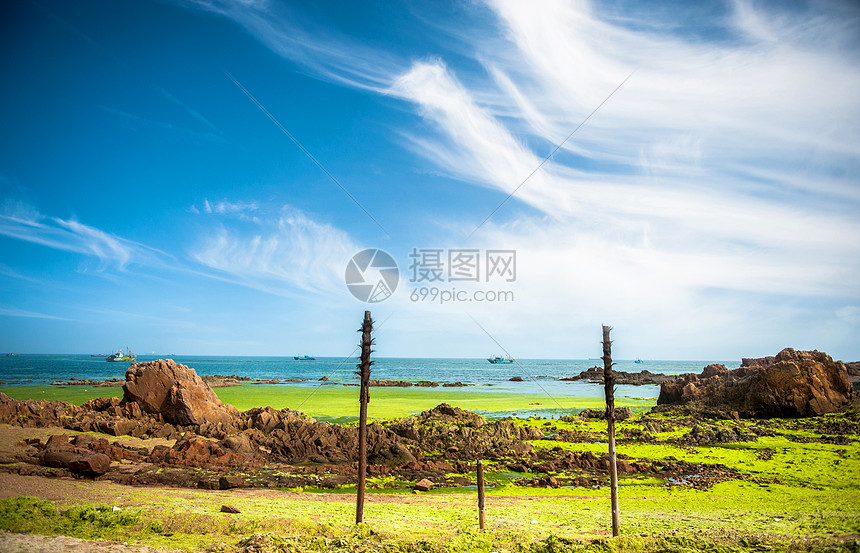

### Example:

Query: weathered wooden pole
xmin=356 ymin=310 xmax=373 ymax=524
xmin=602 ymin=325 xmax=620 ymax=537
xmin=477 ymin=460 xmax=486 ymax=530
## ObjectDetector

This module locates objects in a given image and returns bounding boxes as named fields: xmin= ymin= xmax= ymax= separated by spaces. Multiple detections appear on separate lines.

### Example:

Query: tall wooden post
xmin=356 ymin=310 xmax=373 ymax=524
xmin=477 ymin=460 xmax=486 ymax=530
xmin=602 ymin=325 xmax=620 ymax=537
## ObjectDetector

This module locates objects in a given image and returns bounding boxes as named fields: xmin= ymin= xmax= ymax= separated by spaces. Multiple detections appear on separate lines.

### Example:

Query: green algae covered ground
xmin=1 ymin=413 xmax=859 ymax=551
xmin=0 ymin=383 xmax=655 ymax=420
xmin=0 ymin=385 xmax=858 ymax=552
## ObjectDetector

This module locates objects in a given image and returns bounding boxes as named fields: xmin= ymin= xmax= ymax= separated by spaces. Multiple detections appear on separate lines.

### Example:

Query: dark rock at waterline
xmin=51 ymin=378 xmax=124 ymax=387
xmin=657 ymin=348 xmax=853 ymax=418
xmin=561 ymin=367 xmax=671 ymax=385
xmin=200 ymin=374 xmax=250 ymax=387
xmin=576 ymin=407 xmax=634 ymax=420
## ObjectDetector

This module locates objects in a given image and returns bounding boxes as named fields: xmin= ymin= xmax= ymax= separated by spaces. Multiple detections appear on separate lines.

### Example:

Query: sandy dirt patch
xmin=0 ymin=532 xmax=186 ymax=553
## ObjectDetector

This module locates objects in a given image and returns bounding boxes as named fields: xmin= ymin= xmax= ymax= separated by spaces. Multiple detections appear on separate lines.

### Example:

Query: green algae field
xmin=0 ymin=394 xmax=860 ymax=553
xmin=0 ymin=383 xmax=653 ymax=421
xmin=1 ymin=385 xmax=859 ymax=552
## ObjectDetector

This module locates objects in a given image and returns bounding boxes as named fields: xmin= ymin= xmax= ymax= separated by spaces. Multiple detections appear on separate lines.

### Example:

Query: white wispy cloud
xmin=0 ymin=200 xmax=172 ymax=270
xmin=0 ymin=307 xmax=74 ymax=321
xmin=388 ymin=1 xmax=860 ymax=297
xmin=181 ymin=0 xmax=399 ymax=91
xmin=192 ymin=205 xmax=359 ymax=297
xmin=177 ymin=0 xmax=860 ymax=356
xmin=198 ymin=198 xmax=260 ymax=222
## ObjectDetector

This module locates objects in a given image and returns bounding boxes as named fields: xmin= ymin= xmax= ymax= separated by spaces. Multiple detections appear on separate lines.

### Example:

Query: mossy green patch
xmin=0 ymin=496 xmax=141 ymax=539
xmin=0 ymin=385 xmax=119 ymax=406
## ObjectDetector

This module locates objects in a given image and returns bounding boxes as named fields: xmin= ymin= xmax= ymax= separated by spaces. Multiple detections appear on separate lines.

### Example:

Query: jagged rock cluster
xmin=387 ymin=403 xmax=544 ymax=460
xmin=657 ymin=348 xmax=853 ymax=417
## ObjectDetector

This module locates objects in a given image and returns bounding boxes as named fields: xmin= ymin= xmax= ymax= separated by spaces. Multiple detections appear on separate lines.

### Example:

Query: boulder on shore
xmin=123 ymin=359 xmax=238 ymax=426
xmin=657 ymin=348 xmax=853 ymax=418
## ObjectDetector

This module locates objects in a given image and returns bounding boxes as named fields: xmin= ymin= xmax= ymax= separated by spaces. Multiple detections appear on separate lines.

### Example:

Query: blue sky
xmin=1 ymin=0 xmax=858 ymax=361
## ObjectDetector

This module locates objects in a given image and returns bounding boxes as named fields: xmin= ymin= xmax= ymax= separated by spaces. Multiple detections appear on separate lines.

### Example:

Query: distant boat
xmin=106 ymin=348 xmax=136 ymax=362
xmin=294 ymin=355 xmax=316 ymax=361
xmin=634 ymin=359 xmax=643 ymax=364
xmin=487 ymin=356 xmax=513 ymax=364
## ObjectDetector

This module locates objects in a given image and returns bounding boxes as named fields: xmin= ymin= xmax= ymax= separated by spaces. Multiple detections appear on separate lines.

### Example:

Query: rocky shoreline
xmin=4 ymin=354 xmax=857 ymax=392
xmin=0 ymin=350 xmax=855 ymax=495
xmin=39 ymin=370 xmax=678 ymax=389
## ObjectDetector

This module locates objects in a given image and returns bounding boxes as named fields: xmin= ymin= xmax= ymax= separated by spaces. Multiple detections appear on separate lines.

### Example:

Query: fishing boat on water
xmin=487 ymin=356 xmax=513 ymax=364
xmin=106 ymin=348 xmax=136 ymax=362
xmin=294 ymin=355 xmax=315 ymax=361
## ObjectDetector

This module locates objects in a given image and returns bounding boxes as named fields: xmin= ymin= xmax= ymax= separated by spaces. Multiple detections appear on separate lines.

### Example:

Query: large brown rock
xmin=123 ymin=359 xmax=238 ymax=426
xmin=69 ymin=452 xmax=111 ymax=476
xmin=657 ymin=348 xmax=853 ymax=417
xmin=41 ymin=447 xmax=82 ymax=468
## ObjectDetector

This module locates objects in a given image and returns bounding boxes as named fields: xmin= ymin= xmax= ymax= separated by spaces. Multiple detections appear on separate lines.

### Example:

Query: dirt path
xmin=0 ymin=532 xmax=185 ymax=553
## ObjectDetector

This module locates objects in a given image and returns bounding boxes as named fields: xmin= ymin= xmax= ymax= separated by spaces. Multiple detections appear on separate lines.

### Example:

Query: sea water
xmin=0 ymin=354 xmax=731 ymax=406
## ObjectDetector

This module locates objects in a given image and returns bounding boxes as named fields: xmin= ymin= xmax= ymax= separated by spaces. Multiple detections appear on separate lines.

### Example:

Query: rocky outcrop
xmin=123 ymin=359 xmax=238 ymax=427
xmin=387 ymin=403 xmax=544 ymax=460
xmin=576 ymin=407 xmax=634 ymax=420
xmin=657 ymin=349 xmax=853 ymax=417
xmin=562 ymin=368 xmax=671 ymax=385
xmin=0 ymin=391 xmax=417 ymax=468
xmin=150 ymin=434 xmax=255 ymax=469
xmin=36 ymin=434 xmax=114 ymax=476
xmin=0 ymin=393 xmax=79 ymax=428
xmin=260 ymin=420 xmax=415 ymax=466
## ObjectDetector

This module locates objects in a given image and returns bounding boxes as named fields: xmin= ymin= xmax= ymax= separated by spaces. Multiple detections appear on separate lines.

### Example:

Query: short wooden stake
xmin=356 ymin=310 xmax=373 ymax=524
xmin=477 ymin=460 xmax=486 ymax=530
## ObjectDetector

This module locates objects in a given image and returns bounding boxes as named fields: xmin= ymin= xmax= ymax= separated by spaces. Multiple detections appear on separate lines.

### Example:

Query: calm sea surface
xmin=0 ymin=355 xmax=732 ymax=404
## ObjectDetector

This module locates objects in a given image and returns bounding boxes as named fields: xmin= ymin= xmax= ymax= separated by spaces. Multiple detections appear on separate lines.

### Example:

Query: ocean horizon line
xmin=3 ymin=352 xmax=737 ymax=364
